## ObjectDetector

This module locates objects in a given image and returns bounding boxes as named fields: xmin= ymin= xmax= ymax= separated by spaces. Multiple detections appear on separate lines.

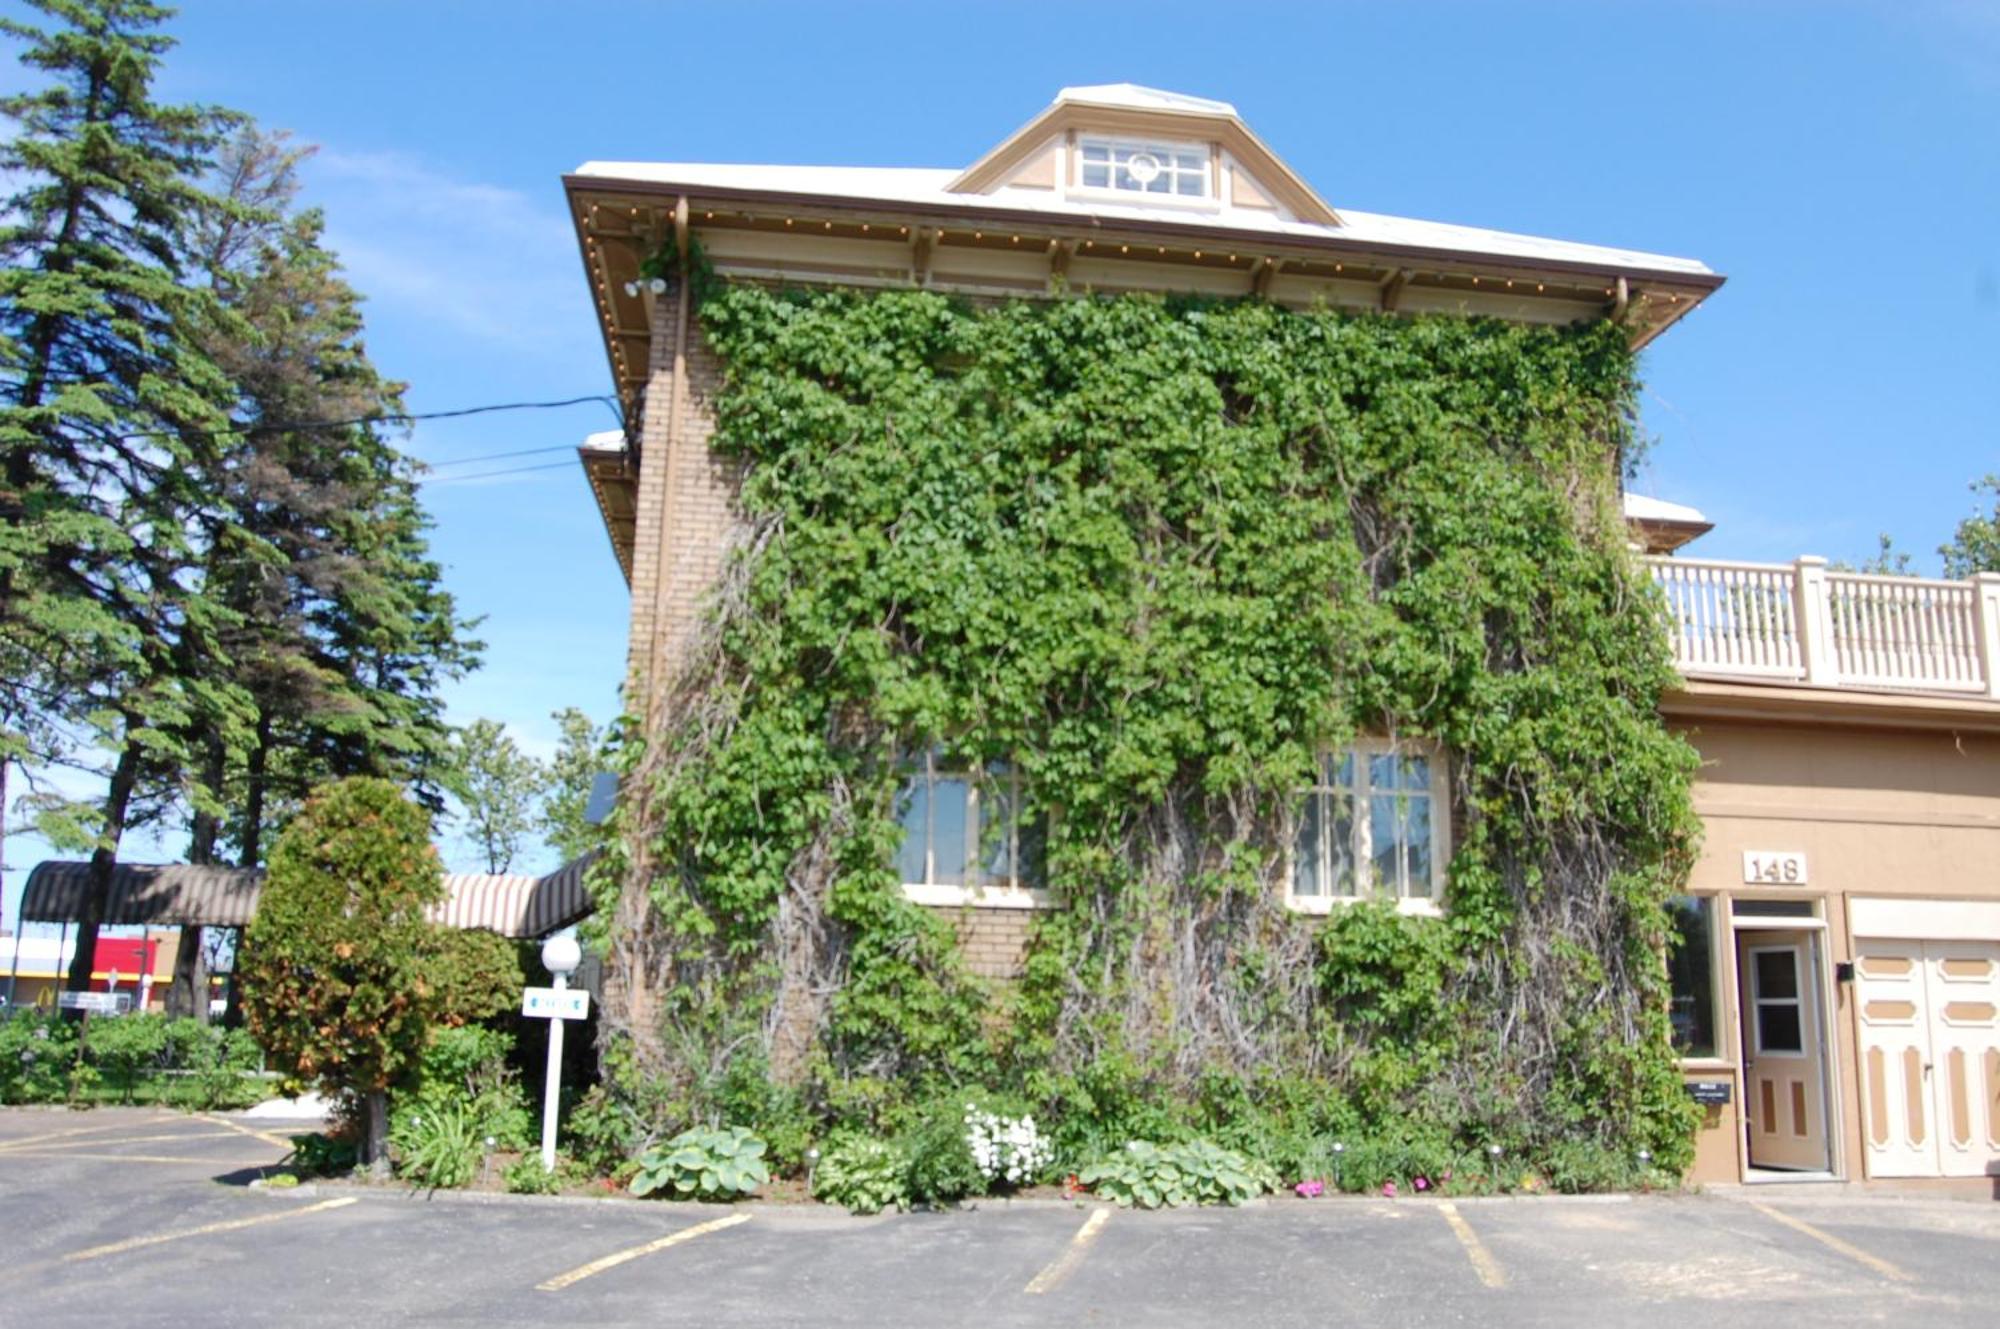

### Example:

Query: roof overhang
xmin=1662 ymin=679 xmax=2000 ymax=736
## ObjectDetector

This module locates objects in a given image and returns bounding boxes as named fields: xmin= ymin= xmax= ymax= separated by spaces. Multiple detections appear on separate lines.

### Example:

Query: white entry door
xmin=1854 ymin=939 xmax=2000 ymax=1178
xmin=1736 ymin=932 xmax=1830 ymax=1171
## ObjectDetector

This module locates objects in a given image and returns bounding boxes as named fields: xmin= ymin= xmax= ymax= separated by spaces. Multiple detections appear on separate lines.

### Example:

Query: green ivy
xmin=596 ymin=278 xmax=1702 ymax=1180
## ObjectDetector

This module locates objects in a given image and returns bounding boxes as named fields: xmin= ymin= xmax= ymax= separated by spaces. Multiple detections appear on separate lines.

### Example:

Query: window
xmin=1750 ymin=947 xmax=1805 ymax=1055
xmin=1077 ymin=137 xmax=1211 ymax=199
xmin=1665 ymin=895 xmax=1719 ymax=1060
xmin=1289 ymin=740 xmax=1445 ymax=910
xmin=894 ymin=753 xmax=1045 ymax=906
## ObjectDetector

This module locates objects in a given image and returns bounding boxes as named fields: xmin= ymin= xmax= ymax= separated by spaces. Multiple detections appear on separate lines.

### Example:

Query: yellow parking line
xmin=22 ymin=1130 xmax=242 ymax=1150
xmin=1024 ymin=1207 xmax=1112 ymax=1295
xmin=0 ymin=1118 xmax=173 ymax=1152
xmin=537 ymin=1213 xmax=752 ymax=1292
xmin=199 ymin=1113 xmax=297 ymax=1151
xmin=1437 ymin=1201 xmax=1507 ymax=1289
xmin=1745 ymin=1199 xmax=1914 ymax=1284
xmin=62 ymin=1197 xmax=357 ymax=1264
xmin=0 ymin=1151 xmax=279 ymax=1165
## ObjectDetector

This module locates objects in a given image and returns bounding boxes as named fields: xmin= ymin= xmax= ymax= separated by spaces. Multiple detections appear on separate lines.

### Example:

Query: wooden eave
xmin=580 ymin=444 xmax=638 ymax=582
xmin=1629 ymin=515 xmax=1714 ymax=555
xmin=945 ymin=101 xmax=1341 ymax=225
xmin=1662 ymin=678 xmax=2000 ymax=736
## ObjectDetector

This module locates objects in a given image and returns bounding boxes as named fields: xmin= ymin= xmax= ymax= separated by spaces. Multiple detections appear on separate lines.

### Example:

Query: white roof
xmin=1623 ymin=493 xmax=1709 ymax=525
xmin=572 ymin=160 xmax=1714 ymax=277
xmin=1056 ymin=83 xmax=1236 ymax=117
xmin=581 ymin=429 xmax=626 ymax=453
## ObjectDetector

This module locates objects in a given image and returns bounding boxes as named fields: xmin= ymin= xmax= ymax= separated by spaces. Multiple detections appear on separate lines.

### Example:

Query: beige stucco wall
xmin=1674 ymin=713 xmax=2000 ymax=1185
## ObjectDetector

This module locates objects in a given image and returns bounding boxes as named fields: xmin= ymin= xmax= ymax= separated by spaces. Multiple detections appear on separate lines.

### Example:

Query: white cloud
xmin=304 ymin=149 xmax=585 ymax=357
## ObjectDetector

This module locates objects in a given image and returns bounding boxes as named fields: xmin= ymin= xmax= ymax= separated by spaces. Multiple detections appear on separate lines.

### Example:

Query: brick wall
xmin=626 ymin=284 xmax=742 ymax=708
xmin=927 ymin=905 xmax=1036 ymax=981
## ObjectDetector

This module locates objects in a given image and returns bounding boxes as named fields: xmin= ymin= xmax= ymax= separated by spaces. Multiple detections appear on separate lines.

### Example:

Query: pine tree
xmin=0 ymin=0 xmax=254 ymax=999
xmin=184 ymin=128 xmax=479 ymax=870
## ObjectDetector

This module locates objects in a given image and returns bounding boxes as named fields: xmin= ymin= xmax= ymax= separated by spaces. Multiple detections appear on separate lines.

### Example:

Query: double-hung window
xmin=1290 ymin=740 xmax=1446 ymax=913
xmin=895 ymin=753 xmax=1046 ymax=907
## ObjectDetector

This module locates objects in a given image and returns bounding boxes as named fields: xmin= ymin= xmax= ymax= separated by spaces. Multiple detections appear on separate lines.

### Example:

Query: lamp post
xmin=538 ymin=935 xmax=581 ymax=1173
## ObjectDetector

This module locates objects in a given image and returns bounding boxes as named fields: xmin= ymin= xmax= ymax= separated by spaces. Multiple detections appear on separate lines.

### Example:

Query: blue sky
xmin=3 ymin=1 xmax=1998 ymax=921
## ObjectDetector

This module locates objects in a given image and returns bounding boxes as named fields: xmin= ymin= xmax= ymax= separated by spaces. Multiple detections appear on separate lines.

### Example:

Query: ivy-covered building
xmin=560 ymin=85 xmax=2000 ymax=1191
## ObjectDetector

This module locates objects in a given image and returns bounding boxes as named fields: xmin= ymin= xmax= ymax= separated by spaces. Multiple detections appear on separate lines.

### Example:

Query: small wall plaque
xmin=1741 ymin=850 xmax=1807 ymax=886
xmin=1686 ymin=1080 xmax=1731 ymax=1106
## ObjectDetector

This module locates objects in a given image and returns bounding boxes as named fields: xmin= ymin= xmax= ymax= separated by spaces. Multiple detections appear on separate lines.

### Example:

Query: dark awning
xmin=21 ymin=852 xmax=597 ymax=939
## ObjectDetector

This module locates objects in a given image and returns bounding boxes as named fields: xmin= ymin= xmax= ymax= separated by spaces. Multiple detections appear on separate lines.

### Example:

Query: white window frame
xmin=1071 ymin=135 xmax=1216 ymax=209
xmin=1287 ymin=738 xmax=1448 ymax=917
xmin=896 ymin=753 xmax=1049 ymax=910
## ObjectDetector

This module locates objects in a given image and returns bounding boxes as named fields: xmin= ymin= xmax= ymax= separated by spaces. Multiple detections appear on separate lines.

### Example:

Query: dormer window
xmin=1077 ymin=136 xmax=1210 ymax=199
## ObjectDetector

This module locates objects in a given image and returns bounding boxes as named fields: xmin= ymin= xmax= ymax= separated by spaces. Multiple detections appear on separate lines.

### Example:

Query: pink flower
xmin=1439 ymin=1170 xmax=1453 ymax=1183
xmin=1294 ymin=1180 xmax=1324 ymax=1198
xmin=1382 ymin=1181 xmax=1398 ymax=1198
xmin=1413 ymin=1176 xmax=1430 ymax=1192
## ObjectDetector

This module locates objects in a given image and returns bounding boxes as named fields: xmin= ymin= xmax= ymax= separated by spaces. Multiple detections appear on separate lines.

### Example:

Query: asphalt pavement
xmin=2 ymin=1107 xmax=1996 ymax=1327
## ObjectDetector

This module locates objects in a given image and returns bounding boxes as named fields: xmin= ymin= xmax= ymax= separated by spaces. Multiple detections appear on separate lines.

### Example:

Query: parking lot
xmin=3 ymin=1107 xmax=1997 ymax=1327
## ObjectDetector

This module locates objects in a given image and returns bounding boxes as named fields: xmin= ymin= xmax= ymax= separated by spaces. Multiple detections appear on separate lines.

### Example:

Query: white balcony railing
xmin=1645 ymin=554 xmax=2000 ymax=699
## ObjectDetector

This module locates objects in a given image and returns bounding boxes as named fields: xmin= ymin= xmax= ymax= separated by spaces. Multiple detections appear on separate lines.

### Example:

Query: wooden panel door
xmin=1737 ymin=934 xmax=1829 ymax=1171
xmin=1922 ymin=941 xmax=2000 ymax=1178
xmin=1854 ymin=941 xmax=1937 ymax=1177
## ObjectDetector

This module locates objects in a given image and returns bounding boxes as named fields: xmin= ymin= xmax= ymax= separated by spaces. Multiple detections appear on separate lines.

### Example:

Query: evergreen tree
xmin=184 ymin=128 xmax=479 ymax=870
xmin=0 ymin=0 xmax=254 ymax=999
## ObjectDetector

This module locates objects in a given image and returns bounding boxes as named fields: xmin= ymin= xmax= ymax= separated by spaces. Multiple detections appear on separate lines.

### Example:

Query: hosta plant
xmin=630 ymin=1126 xmax=770 ymax=1201
xmin=812 ymin=1136 xmax=910 ymax=1215
xmin=1080 ymin=1140 xmax=1278 ymax=1209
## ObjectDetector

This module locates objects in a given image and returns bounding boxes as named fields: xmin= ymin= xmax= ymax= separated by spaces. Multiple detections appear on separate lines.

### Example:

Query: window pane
xmin=1328 ymin=794 xmax=1356 ymax=895
xmin=1756 ymin=1002 xmax=1803 ymax=1054
xmin=894 ymin=777 xmax=929 ymax=885
xmin=1403 ymin=794 xmax=1432 ymax=898
xmin=1370 ymin=793 xmax=1400 ymax=892
xmin=1754 ymin=949 xmax=1798 ymax=1001
xmin=1081 ymin=162 xmax=1109 ymax=188
xmin=1016 ymin=814 xmax=1047 ymax=890
xmin=1175 ymin=149 xmax=1205 ymax=171
xmin=1082 ymin=142 xmax=1110 ymax=162
xmin=979 ymin=775 xmax=1014 ymax=884
xmin=1369 ymin=752 xmax=1398 ymax=793
xmin=1400 ymin=754 xmax=1430 ymax=790
xmin=1293 ymin=792 xmax=1323 ymax=897
xmin=1665 ymin=896 xmax=1717 ymax=1059
xmin=931 ymin=776 xmax=969 ymax=885
xmin=1333 ymin=751 xmax=1355 ymax=787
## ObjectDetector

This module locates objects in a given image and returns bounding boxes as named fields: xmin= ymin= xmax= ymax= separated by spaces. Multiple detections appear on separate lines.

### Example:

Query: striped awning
xmin=20 ymin=853 xmax=597 ymax=939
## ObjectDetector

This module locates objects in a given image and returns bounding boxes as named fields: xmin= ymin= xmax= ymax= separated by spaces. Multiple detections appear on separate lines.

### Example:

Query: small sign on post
xmin=528 ymin=936 xmax=585 ymax=1173
xmin=521 ymin=987 xmax=590 ymax=1021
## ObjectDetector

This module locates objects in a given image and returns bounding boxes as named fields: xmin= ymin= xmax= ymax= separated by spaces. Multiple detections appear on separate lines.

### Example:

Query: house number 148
xmin=1741 ymin=851 xmax=1808 ymax=885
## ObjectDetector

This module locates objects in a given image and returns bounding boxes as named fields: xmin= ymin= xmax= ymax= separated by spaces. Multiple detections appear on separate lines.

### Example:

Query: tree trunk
xmin=164 ymin=927 xmax=209 ymax=1023
xmin=64 ymin=731 xmax=142 ymax=1004
xmin=188 ymin=731 xmax=226 ymax=866
xmin=362 ymin=1088 xmax=390 ymax=1176
xmin=239 ymin=710 xmax=271 ymax=867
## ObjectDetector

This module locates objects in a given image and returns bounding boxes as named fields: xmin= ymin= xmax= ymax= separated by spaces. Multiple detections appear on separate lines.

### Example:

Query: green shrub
xmin=392 ymin=1024 xmax=532 ymax=1154
xmin=1541 ymin=1137 xmax=1645 ymax=1194
xmin=162 ymin=1018 xmax=265 ymax=1109
xmin=1080 ymin=1140 xmax=1277 ymax=1209
xmin=812 ymin=1136 xmax=909 ymax=1215
xmin=504 ymin=1153 xmax=563 ymax=1195
xmin=629 ymin=1126 xmax=769 ymax=1200
xmin=563 ymin=1084 xmax=641 ymax=1178
xmin=0 ymin=1011 xmax=77 ymax=1104
xmin=896 ymin=1097 xmax=987 ymax=1205
xmin=390 ymin=1099 xmax=484 ymax=1189
xmin=288 ymin=1131 xmax=358 ymax=1177
xmin=81 ymin=1012 xmax=169 ymax=1102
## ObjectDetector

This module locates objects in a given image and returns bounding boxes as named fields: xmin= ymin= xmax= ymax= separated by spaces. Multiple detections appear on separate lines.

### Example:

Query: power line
xmin=420 ymin=460 xmax=577 ymax=486
xmin=91 ymin=394 xmax=624 ymax=446
xmin=426 ymin=444 xmax=579 ymax=470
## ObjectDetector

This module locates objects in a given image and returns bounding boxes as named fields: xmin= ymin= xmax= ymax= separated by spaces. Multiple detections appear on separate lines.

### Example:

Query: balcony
xmin=1644 ymin=555 xmax=2000 ymax=699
